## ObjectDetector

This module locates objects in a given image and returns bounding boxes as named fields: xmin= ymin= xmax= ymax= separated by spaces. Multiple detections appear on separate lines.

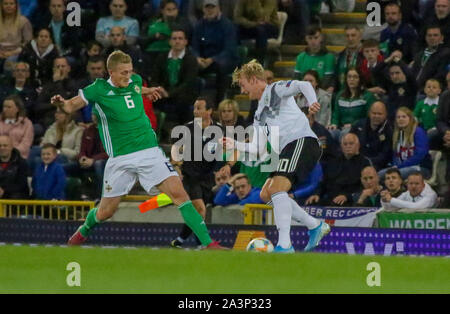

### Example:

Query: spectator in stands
xmin=36 ymin=56 xmax=79 ymax=128
xmin=95 ymin=0 xmax=139 ymax=48
xmin=411 ymin=25 xmax=450 ymax=92
xmin=0 ymin=0 xmax=33 ymax=73
xmin=31 ymin=142 xmax=65 ymax=200
xmin=436 ymin=89 xmax=450 ymax=182
xmin=76 ymin=56 xmax=107 ymax=126
xmin=305 ymin=133 xmax=372 ymax=206
xmin=217 ymin=99 xmax=247 ymax=128
xmin=379 ymin=53 xmax=417 ymax=121
xmin=170 ymin=96 xmax=226 ymax=248
xmin=43 ymin=0 xmax=82 ymax=60
xmin=234 ymin=0 xmax=280 ymax=64
xmin=379 ymin=2 xmax=418 ymax=64
xmin=214 ymin=173 xmax=263 ymax=206
xmin=381 ymin=171 xmax=437 ymax=210
xmin=351 ymin=101 xmax=393 ymax=171
xmin=39 ymin=104 xmax=83 ymax=169
xmin=78 ymin=41 xmax=104 ymax=77
xmin=0 ymin=95 xmax=33 ymax=158
xmin=422 ymin=0 xmax=450 ymax=48
xmin=300 ymin=106 xmax=340 ymax=167
xmin=188 ymin=0 xmax=236 ymax=25
xmin=191 ymin=0 xmax=239 ymax=106
xmin=329 ymin=68 xmax=376 ymax=139
xmin=64 ymin=115 xmax=107 ymax=199
xmin=142 ymin=0 xmax=191 ymax=61
xmin=294 ymin=26 xmax=335 ymax=91
xmin=278 ymin=0 xmax=309 ymax=44
xmin=288 ymin=162 xmax=322 ymax=205
xmin=105 ymin=26 xmax=144 ymax=74
xmin=352 ymin=166 xmax=383 ymax=207
xmin=0 ymin=135 xmax=29 ymax=199
xmin=0 ymin=62 xmax=39 ymax=122
xmin=212 ymin=167 xmax=230 ymax=193
xmin=359 ymin=39 xmax=385 ymax=95
xmin=383 ymin=167 xmax=406 ymax=198
xmin=379 ymin=107 xmax=432 ymax=179
xmin=150 ymin=28 xmax=198 ymax=125
xmin=414 ymin=78 xmax=442 ymax=137
xmin=18 ymin=27 xmax=59 ymax=85
xmin=297 ymin=70 xmax=332 ymax=127
xmin=335 ymin=26 xmax=364 ymax=91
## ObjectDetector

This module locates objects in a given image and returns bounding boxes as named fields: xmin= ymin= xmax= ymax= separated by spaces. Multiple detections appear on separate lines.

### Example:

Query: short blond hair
xmin=106 ymin=50 xmax=132 ymax=70
xmin=232 ymin=59 xmax=265 ymax=85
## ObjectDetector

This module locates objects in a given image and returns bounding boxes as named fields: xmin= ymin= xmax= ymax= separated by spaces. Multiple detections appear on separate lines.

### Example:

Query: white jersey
xmin=253 ymin=80 xmax=318 ymax=153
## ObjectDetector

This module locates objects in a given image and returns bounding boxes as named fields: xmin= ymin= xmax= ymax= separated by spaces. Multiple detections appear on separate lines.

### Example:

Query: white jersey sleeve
xmin=274 ymin=80 xmax=318 ymax=106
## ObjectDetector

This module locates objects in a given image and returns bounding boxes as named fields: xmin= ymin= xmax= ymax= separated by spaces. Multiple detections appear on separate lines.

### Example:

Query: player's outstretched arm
xmin=51 ymin=95 xmax=87 ymax=114
xmin=142 ymin=86 xmax=165 ymax=102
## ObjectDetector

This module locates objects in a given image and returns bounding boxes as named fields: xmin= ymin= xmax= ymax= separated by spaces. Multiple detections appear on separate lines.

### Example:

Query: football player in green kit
xmin=52 ymin=51 xmax=224 ymax=249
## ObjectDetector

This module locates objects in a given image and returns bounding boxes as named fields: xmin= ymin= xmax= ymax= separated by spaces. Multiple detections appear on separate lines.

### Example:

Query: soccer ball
xmin=246 ymin=238 xmax=274 ymax=253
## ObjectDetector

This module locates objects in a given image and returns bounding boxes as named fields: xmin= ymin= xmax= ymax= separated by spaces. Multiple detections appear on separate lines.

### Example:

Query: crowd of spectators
xmin=0 ymin=0 xmax=448 ymax=212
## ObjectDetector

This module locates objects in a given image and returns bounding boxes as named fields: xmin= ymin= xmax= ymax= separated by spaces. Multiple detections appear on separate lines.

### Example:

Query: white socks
xmin=270 ymin=192 xmax=321 ymax=249
xmin=271 ymin=192 xmax=293 ymax=249
xmin=289 ymin=198 xmax=320 ymax=230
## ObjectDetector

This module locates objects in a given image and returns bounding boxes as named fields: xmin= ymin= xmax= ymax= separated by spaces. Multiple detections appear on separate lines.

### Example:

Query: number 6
xmin=125 ymin=95 xmax=135 ymax=109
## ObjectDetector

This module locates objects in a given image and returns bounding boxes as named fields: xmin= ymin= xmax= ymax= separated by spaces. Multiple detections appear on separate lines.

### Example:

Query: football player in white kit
xmin=223 ymin=60 xmax=331 ymax=253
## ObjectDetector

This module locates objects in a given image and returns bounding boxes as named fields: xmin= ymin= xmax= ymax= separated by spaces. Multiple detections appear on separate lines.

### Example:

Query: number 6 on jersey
xmin=125 ymin=95 xmax=135 ymax=109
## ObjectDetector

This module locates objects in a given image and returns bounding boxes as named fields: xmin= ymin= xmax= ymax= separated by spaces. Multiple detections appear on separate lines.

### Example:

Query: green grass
xmin=0 ymin=245 xmax=449 ymax=293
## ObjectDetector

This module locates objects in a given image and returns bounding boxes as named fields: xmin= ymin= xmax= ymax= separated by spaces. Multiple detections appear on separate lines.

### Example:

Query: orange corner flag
xmin=139 ymin=193 xmax=173 ymax=213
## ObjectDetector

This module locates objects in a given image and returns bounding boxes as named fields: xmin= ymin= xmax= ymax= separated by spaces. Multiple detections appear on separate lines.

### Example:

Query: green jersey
xmin=294 ymin=51 xmax=335 ymax=80
xmin=80 ymin=74 xmax=158 ymax=157
xmin=413 ymin=98 xmax=439 ymax=131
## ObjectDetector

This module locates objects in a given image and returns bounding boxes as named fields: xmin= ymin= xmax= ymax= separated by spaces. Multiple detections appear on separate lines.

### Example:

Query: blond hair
xmin=106 ymin=50 xmax=132 ymax=70
xmin=218 ymin=99 xmax=239 ymax=125
xmin=393 ymin=107 xmax=418 ymax=149
xmin=232 ymin=59 xmax=265 ymax=86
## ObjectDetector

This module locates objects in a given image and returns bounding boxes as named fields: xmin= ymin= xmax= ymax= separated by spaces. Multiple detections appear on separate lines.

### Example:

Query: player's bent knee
xmin=260 ymin=188 xmax=271 ymax=203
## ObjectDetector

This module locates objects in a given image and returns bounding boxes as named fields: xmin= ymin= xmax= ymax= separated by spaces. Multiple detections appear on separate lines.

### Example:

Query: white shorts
xmin=102 ymin=147 xmax=178 ymax=198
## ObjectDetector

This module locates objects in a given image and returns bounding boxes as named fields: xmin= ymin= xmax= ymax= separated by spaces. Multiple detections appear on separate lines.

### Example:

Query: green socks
xmin=80 ymin=208 xmax=100 ymax=237
xmin=79 ymin=203 xmax=213 ymax=247
xmin=178 ymin=201 xmax=212 ymax=246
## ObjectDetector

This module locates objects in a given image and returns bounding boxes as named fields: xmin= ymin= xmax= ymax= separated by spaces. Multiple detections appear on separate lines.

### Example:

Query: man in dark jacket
xmin=191 ymin=0 xmax=239 ymax=106
xmin=436 ymin=89 xmax=450 ymax=181
xmin=0 ymin=136 xmax=29 ymax=199
xmin=411 ymin=25 xmax=450 ymax=92
xmin=36 ymin=57 xmax=79 ymax=128
xmin=150 ymin=28 xmax=199 ymax=125
xmin=306 ymin=133 xmax=372 ymax=207
xmin=421 ymin=0 xmax=450 ymax=48
xmin=351 ymin=101 xmax=393 ymax=171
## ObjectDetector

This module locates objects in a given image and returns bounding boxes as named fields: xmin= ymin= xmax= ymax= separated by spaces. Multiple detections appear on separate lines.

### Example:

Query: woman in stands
xmin=0 ymin=0 xmax=33 ymax=73
xmin=0 ymin=95 xmax=33 ymax=158
xmin=378 ymin=107 xmax=432 ymax=180
xmin=328 ymin=67 xmax=376 ymax=140
xmin=18 ymin=27 xmax=59 ymax=84
xmin=297 ymin=70 xmax=332 ymax=128
xmin=217 ymin=99 xmax=247 ymax=128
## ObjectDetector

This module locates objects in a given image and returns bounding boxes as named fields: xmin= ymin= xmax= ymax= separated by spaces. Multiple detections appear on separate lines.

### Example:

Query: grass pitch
xmin=0 ymin=244 xmax=449 ymax=294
